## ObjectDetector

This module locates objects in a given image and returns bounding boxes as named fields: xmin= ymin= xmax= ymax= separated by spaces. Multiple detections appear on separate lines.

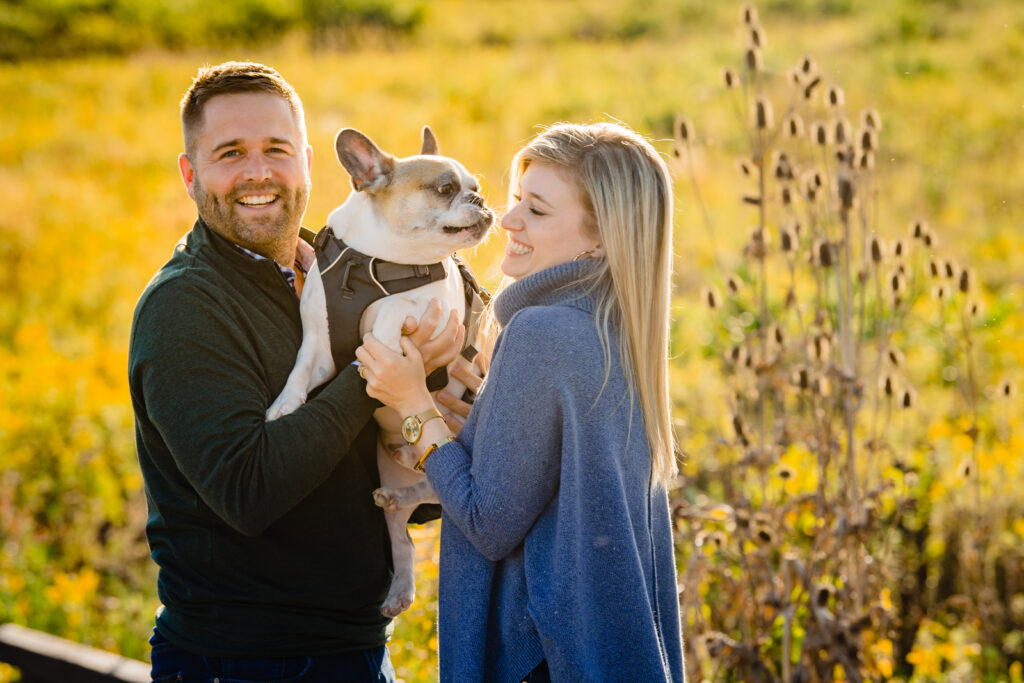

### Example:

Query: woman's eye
xmin=530 ymin=207 xmax=545 ymax=216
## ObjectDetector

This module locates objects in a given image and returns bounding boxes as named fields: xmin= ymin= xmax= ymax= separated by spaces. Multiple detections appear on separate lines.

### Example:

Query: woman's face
xmin=499 ymin=161 xmax=601 ymax=281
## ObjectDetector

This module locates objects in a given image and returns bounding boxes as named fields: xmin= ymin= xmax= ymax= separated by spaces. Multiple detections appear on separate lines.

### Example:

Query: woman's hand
xmin=356 ymin=334 xmax=435 ymax=418
xmin=402 ymin=299 xmax=465 ymax=375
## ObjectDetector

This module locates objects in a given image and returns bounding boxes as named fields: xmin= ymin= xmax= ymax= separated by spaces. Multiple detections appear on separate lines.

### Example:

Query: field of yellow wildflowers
xmin=0 ymin=1 xmax=1021 ymax=681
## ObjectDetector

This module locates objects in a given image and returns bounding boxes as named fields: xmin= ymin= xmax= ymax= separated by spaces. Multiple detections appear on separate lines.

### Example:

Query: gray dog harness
xmin=303 ymin=226 xmax=488 ymax=389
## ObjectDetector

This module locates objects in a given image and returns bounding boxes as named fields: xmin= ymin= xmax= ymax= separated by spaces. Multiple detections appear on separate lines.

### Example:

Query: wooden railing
xmin=0 ymin=624 xmax=149 ymax=683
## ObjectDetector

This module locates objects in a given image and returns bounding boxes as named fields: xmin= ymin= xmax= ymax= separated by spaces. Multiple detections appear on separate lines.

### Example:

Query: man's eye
xmin=267 ymin=147 xmax=288 ymax=154
xmin=221 ymin=149 xmax=241 ymax=159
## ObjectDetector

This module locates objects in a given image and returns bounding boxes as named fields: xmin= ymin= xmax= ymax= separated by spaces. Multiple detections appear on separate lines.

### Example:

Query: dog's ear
xmin=420 ymin=126 xmax=441 ymax=156
xmin=335 ymin=128 xmax=395 ymax=193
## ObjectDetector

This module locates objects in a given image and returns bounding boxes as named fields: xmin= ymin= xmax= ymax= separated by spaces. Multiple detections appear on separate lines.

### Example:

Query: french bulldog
xmin=266 ymin=126 xmax=493 ymax=617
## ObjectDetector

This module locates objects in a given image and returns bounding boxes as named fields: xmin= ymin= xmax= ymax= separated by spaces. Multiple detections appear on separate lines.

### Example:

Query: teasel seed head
xmin=922 ymin=230 xmax=934 ymax=248
xmin=893 ymin=238 xmax=906 ymax=259
xmin=746 ymin=46 xmax=763 ymax=72
xmin=738 ymin=159 xmax=754 ymax=176
xmin=966 ymin=300 xmax=981 ymax=318
xmin=776 ymin=463 xmax=795 ymax=480
xmin=957 ymin=459 xmax=973 ymax=479
xmin=933 ymin=283 xmax=950 ymax=302
xmin=944 ymin=259 xmax=956 ymax=279
xmin=910 ymin=219 xmax=927 ymax=239
xmin=729 ymin=344 xmax=749 ymax=366
xmin=862 ymin=108 xmax=882 ymax=131
xmin=773 ymin=152 xmax=794 ymax=179
xmin=881 ymin=374 xmax=895 ymax=397
xmin=724 ymin=67 xmax=739 ymax=89
xmin=742 ymin=3 xmax=759 ymax=26
xmin=901 ymin=387 xmax=916 ymax=409
xmin=780 ymin=224 xmax=796 ymax=252
xmin=858 ymin=150 xmax=875 ymax=170
xmin=837 ymin=175 xmax=856 ymax=210
xmin=793 ymin=366 xmax=810 ymax=390
xmin=870 ymin=236 xmax=884 ymax=263
xmin=800 ymin=55 xmax=817 ymax=75
xmin=816 ymin=583 xmax=836 ymax=607
xmin=860 ymin=127 xmax=878 ymax=152
xmin=958 ymin=267 xmax=972 ymax=294
xmin=999 ymin=379 xmax=1017 ymax=399
xmin=771 ymin=323 xmax=785 ymax=346
xmin=755 ymin=524 xmax=774 ymax=544
xmin=780 ymin=185 xmax=792 ymax=206
xmin=834 ymin=117 xmax=851 ymax=145
xmin=803 ymin=75 xmax=822 ymax=100
xmin=674 ymin=114 xmax=693 ymax=144
xmin=827 ymin=86 xmax=845 ymax=108
xmin=733 ymin=413 xmax=750 ymax=446
xmin=785 ymin=113 xmax=805 ymax=138
xmin=890 ymin=270 xmax=906 ymax=295
xmin=929 ymin=256 xmax=940 ymax=277
xmin=811 ymin=333 xmax=832 ymax=362
xmin=702 ymin=286 xmax=722 ymax=309
xmin=815 ymin=239 xmax=835 ymax=268
xmin=887 ymin=348 xmax=904 ymax=368
xmin=727 ymin=273 xmax=744 ymax=294
xmin=750 ymin=25 xmax=766 ymax=49
xmin=813 ymin=120 xmax=830 ymax=146
xmin=755 ymin=97 xmax=774 ymax=129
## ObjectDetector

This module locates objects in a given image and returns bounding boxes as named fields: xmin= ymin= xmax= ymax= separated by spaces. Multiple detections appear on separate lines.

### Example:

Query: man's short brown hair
xmin=180 ymin=61 xmax=306 ymax=158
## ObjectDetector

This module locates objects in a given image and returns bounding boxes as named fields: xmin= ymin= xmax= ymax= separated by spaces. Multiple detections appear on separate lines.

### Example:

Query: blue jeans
xmin=149 ymin=629 xmax=396 ymax=683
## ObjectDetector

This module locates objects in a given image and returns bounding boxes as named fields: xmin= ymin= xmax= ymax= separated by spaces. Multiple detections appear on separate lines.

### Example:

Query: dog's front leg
xmin=266 ymin=266 xmax=336 ymax=420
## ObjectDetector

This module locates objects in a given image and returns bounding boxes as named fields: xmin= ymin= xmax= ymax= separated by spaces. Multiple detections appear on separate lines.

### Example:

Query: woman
xmin=357 ymin=122 xmax=684 ymax=682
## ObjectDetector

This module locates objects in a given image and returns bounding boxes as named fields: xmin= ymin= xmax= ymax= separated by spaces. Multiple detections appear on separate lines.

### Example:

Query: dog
xmin=266 ymin=126 xmax=492 ymax=617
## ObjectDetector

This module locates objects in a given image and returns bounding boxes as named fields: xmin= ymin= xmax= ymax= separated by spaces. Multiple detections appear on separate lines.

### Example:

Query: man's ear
xmin=178 ymin=153 xmax=196 ymax=200
xmin=335 ymin=128 xmax=395 ymax=194
xmin=305 ymin=144 xmax=313 ymax=175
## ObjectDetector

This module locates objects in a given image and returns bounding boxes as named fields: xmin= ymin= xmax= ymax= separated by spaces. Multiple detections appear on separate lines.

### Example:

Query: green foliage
xmin=0 ymin=0 xmax=426 ymax=60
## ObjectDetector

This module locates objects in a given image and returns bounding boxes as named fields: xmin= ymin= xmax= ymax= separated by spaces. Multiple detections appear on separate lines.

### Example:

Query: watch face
xmin=402 ymin=417 xmax=420 ymax=444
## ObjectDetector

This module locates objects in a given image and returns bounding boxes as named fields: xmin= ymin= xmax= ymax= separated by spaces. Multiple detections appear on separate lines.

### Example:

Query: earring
xmin=573 ymin=249 xmax=594 ymax=261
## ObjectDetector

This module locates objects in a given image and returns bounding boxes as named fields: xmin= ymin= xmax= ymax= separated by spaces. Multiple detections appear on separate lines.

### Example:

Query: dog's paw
xmin=380 ymin=594 xmax=413 ymax=618
xmin=265 ymin=392 xmax=305 ymax=421
xmin=372 ymin=488 xmax=401 ymax=513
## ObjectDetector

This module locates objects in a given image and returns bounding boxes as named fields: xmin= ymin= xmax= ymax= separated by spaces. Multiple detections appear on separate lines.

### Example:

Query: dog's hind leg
xmin=380 ymin=507 xmax=416 ymax=617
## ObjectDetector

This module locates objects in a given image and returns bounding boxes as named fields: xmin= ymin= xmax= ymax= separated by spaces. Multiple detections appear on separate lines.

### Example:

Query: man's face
xmin=178 ymin=92 xmax=312 ymax=262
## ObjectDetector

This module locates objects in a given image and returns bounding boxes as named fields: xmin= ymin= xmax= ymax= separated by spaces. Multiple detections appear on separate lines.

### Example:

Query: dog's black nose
xmin=466 ymin=192 xmax=484 ymax=207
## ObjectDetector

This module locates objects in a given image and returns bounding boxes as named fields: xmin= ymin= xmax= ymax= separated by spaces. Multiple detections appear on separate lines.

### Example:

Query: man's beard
xmin=193 ymin=175 xmax=310 ymax=258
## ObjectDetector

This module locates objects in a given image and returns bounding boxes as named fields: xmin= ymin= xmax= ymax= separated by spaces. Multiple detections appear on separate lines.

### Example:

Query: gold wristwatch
xmin=401 ymin=407 xmax=444 ymax=445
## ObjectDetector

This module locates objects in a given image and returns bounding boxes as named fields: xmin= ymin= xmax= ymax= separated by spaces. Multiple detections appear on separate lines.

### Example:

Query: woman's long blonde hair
xmin=508 ymin=122 xmax=677 ymax=488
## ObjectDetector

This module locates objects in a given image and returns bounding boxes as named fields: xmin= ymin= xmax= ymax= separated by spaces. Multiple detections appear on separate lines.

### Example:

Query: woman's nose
xmin=500 ymin=205 xmax=522 ymax=231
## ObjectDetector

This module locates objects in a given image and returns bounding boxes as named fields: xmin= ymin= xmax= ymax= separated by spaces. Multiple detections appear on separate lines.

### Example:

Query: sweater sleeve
xmin=129 ymin=277 xmax=379 ymax=537
xmin=424 ymin=308 xmax=574 ymax=561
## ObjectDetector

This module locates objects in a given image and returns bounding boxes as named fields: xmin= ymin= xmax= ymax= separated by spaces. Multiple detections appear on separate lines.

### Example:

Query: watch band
xmin=402 ymin=407 xmax=444 ymax=444
xmin=415 ymin=436 xmax=455 ymax=472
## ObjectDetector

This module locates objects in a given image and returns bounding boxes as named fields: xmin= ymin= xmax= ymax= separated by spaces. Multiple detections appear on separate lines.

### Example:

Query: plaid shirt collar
xmin=234 ymin=244 xmax=300 ymax=293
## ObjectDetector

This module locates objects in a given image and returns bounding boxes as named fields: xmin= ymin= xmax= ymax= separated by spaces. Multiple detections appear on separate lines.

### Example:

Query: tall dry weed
xmin=671 ymin=5 xmax=1019 ymax=681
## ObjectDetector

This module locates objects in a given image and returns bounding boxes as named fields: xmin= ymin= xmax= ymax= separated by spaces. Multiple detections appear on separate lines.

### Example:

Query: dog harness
xmin=303 ymin=226 xmax=489 ymax=387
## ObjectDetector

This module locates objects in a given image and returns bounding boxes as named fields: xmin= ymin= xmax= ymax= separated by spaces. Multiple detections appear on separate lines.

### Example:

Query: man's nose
xmin=243 ymin=154 xmax=272 ymax=181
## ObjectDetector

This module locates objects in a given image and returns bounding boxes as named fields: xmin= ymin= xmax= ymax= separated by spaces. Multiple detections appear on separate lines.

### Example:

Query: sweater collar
xmin=493 ymin=260 xmax=600 ymax=326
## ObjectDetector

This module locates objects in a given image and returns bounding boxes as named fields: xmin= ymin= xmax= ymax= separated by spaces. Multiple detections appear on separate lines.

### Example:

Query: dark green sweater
xmin=129 ymin=218 xmax=397 ymax=656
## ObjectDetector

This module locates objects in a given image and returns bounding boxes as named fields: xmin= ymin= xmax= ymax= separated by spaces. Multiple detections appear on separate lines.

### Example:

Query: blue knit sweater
xmin=424 ymin=261 xmax=685 ymax=682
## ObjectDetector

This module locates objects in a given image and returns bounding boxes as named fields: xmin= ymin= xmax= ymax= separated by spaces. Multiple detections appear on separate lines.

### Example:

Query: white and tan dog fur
xmin=266 ymin=126 xmax=492 ymax=616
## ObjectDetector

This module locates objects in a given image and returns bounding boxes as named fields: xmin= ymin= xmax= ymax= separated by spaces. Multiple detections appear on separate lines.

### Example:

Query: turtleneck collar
xmin=493 ymin=259 xmax=601 ymax=327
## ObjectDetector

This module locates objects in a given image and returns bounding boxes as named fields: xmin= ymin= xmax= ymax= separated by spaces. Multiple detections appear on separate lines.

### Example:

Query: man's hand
xmin=402 ymin=299 xmax=464 ymax=375
xmin=436 ymin=352 xmax=489 ymax=432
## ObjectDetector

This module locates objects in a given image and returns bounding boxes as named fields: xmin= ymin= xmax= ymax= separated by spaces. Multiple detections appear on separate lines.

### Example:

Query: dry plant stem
xmin=682 ymin=139 xmax=724 ymax=271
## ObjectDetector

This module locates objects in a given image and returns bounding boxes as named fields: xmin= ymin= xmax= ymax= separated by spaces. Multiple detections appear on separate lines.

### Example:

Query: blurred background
xmin=0 ymin=0 xmax=1021 ymax=680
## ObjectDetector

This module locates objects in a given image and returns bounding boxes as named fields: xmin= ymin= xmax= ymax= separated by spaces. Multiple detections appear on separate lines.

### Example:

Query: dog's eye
xmin=438 ymin=183 xmax=454 ymax=196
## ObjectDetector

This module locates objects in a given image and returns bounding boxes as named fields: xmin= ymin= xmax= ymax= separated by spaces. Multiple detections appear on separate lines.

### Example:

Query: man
xmin=129 ymin=61 xmax=458 ymax=681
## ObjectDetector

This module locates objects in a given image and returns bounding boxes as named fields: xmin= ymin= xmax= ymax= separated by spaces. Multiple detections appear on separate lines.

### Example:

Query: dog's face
xmin=330 ymin=127 xmax=493 ymax=263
